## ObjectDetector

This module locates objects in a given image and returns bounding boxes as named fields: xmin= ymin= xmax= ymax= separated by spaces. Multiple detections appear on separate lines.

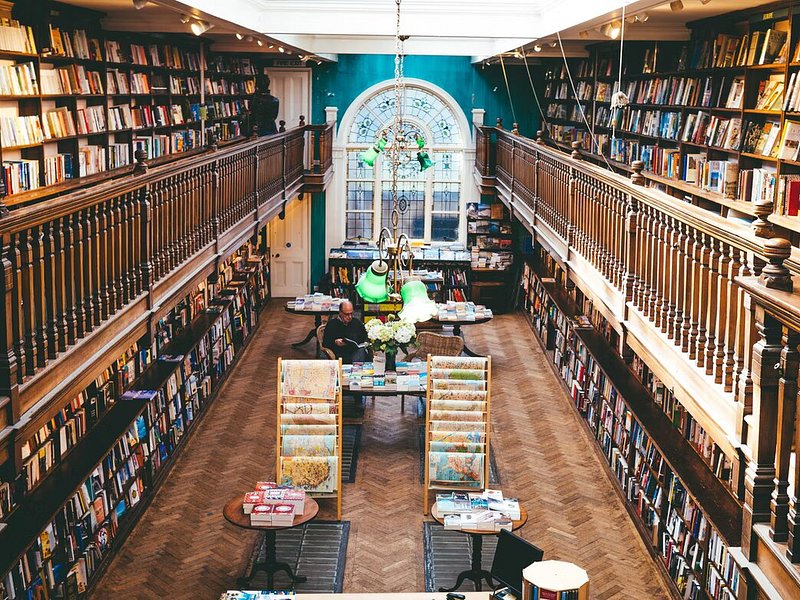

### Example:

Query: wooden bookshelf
xmin=0 ymin=235 xmax=271 ymax=599
xmin=0 ymin=0 xmax=262 ymax=204
xmin=519 ymin=248 xmax=743 ymax=600
xmin=539 ymin=1 xmax=800 ymax=246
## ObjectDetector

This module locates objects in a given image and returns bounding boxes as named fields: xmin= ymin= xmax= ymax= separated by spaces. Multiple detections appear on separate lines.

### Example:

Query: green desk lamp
xmin=398 ymin=278 xmax=438 ymax=323
xmin=355 ymin=259 xmax=390 ymax=303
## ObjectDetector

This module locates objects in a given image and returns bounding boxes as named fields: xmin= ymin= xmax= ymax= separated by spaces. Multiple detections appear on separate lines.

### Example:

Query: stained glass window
xmin=345 ymin=83 xmax=465 ymax=242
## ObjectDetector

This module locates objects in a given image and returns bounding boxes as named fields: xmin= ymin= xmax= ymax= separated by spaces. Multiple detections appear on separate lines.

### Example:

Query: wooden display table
xmin=223 ymin=495 xmax=319 ymax=589
xmin=522 ymin=560 xmax=589 ymax=600
xmin=296 ymin=595 xmax=491 ymax=599
xmin=430 ymin=503 xmax=528 ymax=592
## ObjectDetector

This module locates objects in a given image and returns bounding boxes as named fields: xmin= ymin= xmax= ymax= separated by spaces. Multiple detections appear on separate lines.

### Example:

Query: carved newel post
xmin=496 ymin=117 xmax=503 ymax=130
xmin=133 ymin=149 xmax=148 ymax=175
xmin=759 ymin=237 xmax=793 ymax=292
xmin=299 ymin=115 xmax=306 ymax=128
xmin=571 ymin=141 xmax=582 ymax=161
xmin=279 ymin=120 xmax=286 ymax=133
xmin=535 ymin=129 xmax=545 ymax=145
xmin=752 ymin=197 xmax=774 ymax=239
xmin=630 ymin=160 xmax=645 ymax=186
xmin=512 ymin=122 xmax=520 ymax=135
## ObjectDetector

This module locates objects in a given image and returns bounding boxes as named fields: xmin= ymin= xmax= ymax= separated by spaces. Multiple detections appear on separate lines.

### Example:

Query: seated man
xmin=323 ymin=301 xmax=370 ymax=364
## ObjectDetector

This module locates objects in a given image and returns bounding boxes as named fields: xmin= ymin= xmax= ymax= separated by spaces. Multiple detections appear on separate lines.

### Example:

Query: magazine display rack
xmin=423 ymin=355 xmax=491 ymax=514
xmin=275 ymin=358 xmax=343 ymax=520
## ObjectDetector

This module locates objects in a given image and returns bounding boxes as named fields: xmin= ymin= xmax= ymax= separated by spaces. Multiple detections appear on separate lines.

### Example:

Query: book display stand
xmin=522 ymin=560 xmax=589 ymax=600
xmin=423 ymin=356 xmax=491 ymax=514
xmin=276 ymin=359 xmax=343 ymax=520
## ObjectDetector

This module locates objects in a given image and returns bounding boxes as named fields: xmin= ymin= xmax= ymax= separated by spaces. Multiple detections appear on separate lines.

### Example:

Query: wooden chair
xmin=403 ymin=332 xmax=464 ymax=412
xmin=316 ymin=323 xmax=337 ymax=360
xmin=405 ymin=331 xmax=464 ymax=361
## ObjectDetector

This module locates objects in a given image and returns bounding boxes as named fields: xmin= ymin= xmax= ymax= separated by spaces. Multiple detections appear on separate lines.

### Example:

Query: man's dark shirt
xmin=250 ymin=92 xmax=279 ymax=135
xmin=323 ymin=316 xmax=368 ymax=363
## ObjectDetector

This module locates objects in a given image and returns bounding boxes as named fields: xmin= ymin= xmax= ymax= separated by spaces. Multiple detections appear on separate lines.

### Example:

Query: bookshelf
xmin=0 ymin=234 xmax=271 ymax=599
xmin=539 ymin=1 xmax=800 ymax=244
xmin=0 ymin=1 xmax=261 ymax=205
xmin=423 ymin=355 xmax=491 ymax=514
xmin=275 ymin=358 xmax=343 ymax=520
xmin=519 ymin=248 xmax=743 ymax=600
xmin=465 ymin=200 xmax=515 ymax=312
xmin=328 ymin=247 xmax=471 ymax=304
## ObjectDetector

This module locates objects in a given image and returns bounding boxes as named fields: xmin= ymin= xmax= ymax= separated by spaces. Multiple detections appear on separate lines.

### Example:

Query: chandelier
xmin=354 ymin=0 xmax=437 ymax=324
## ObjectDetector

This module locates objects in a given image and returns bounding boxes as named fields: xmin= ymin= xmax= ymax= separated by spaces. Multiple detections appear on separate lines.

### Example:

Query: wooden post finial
xmin=512 ymin=122 xmax=520 ymax=135
xmin=752 ymin=198 xmax=774 ymax=239
xmin=133 ymin=149 xmax=148 ymax=175
xmin=759 ymin=237 xmax=793 ymax=292
xmin=299 ymin=115 xmax=306 ymax=127
xmin=571 ymin=140 xmax=582 ymax=161
xmin=496 ymin=117 xmax=503 ymax=130
xmin=536 ymin=129 xmax=545 ymax=145
xmin=206 ymin=128 xmax=218 ymax=151
xmin=279 ymin=120 xmax=286 ymax=133
xmin=631 ymin=160 xmax=645 ymax=186
xmin=250 ymin=124 xmax=259 ymax=139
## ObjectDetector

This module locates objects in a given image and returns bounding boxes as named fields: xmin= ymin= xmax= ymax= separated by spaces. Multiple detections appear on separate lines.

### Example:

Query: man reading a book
xmin=323 ymin=301 xmax=370 ymax=364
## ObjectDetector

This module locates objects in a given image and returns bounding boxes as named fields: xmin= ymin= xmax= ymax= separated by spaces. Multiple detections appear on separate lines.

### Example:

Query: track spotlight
xmin=549 ymin=41 xmax=558 ymax=48
xmin=179 ymin=14 xmax=190 ymax=24
xmin=579 ymin=30 xmax=589 ymax=39
xmin=625 ymin=15 xmax=636 ymax=24
xmin=278 ymin=46 xmax=285 ymax=53
xmin=235 ymin=33 xmax=243 ymax=40
xmin=316 ymin=60 xmax=322 ymax=65
xmin=190 ymin=20 xmax=213 ymax=36
xmin=132 ymin=0 xmax=148 ymax=9
xmin=268 ymin=45 xmax=274 ymax=49
xmin=670 ymin=0 xmax=684 ymax=11
xmin=638 ymin=13 xmax=649 ymax=22
xmin=245 ymin=35 xmax=253 ymax=42
xmin=257 ymin=39 xmax=263 ymax=46
xmin=700 ymin=0 xmax=711 ymax=4
xmin=533 ymin=44 xmax=542 ymax=52
xmin=603 ymin=20 xmax=622 ymax=39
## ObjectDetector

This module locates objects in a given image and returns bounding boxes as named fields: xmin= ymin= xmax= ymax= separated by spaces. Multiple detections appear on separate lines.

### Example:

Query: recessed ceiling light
xmin=670 ymin=0 xmax=684 ymax=11
xmin=132 ymin=0 xmax=148 ymax=9
xmin=533 ymin=44 xmax=542 ymax=52
xmin=190 ymin=20 xmax=213 ymax=36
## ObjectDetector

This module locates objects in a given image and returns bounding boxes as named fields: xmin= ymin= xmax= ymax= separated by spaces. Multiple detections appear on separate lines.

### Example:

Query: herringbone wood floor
xmin=91 ymin=303 xmax=672 ymax=599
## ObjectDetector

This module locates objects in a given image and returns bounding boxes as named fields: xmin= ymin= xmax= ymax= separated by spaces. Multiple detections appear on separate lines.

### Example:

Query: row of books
xmin=0 ymin=114 xmax=44 ymax=148
xmin=620 ymin=75 xmax=743 ymax=110
xmin=2 ymin=159 xmax=39 ymax=194
xmin=207 ymin=56 xmax=257 ymax=75
xmin=608 ymin=109 xmax=682 ymax=141
xmin=329 ymin=246 xmax=471 ymax=261
xmin=679 ymin=28 xmax=787 ymax=70
xmin=41 ymin=65 xmax=104 ymax=96
xmin=0 ymin=61 xmax=38 ymax=96
xmin=47 ymin=26 xmax=98 ymax=60
xmin=204 ymin=77 xmax=256 ymax=96
xmin=544 ymin=80 xmax=593 ymax=101
xmin=103 ymin=39 xmax=205 ymax=71
xmin=0 ymin=20 xmax=36 ymax=54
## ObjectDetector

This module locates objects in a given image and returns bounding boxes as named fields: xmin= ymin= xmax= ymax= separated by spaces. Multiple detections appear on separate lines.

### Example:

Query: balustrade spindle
xmin=713 ymin=241 xmax=731 ymax=386
xmin=704 ymin=239 xmax=722 ymax=377
xmin=42 ymin=221 xmax=60 ymax=356
xmin=32 ymin=227 xmax=48 ymax=367
xmin=98 ymin=202 xmax=111 ymax=321
xmin=655 ymin=212 xmax=669 ymax=331
xmin=664 ymin=216 xmax=679 ymax=340
xmin=62 ymin=216 xmax=77 ymax=346
xmin=672 ymin=221 xmax=687 ymax=347
xmin=695 ymin=233 xmax=712 ymax=370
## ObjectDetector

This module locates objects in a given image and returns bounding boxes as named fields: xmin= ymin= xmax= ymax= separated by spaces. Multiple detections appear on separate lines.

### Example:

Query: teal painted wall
xmin=311 ymin=55 xmax=541 ymax=139
xmin=307 ymin=55 xmax=542 ymax=279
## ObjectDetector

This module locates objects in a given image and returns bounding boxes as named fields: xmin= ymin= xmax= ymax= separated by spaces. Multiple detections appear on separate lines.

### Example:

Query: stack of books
xmin=290 ymin=293 xmax=343 ymax=311
xmin=436 ymin=301 xmax=493 ymax=321
xmin=436 ymin=490 xmax=520 ymax=532
xmin=242 ymin=481 xmax=305 ymax=526
xmin=221 ymin=592 xmax=295 ymax=600
xmin=342 ymin=362 xmax=426 ymax=390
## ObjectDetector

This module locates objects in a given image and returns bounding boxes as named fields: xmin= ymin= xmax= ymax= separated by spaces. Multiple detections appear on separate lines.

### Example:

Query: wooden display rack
xmin=423 ymin=355 xmax=491 ymax=514
xmin=276 ymin=358 xmax=343 ymax=520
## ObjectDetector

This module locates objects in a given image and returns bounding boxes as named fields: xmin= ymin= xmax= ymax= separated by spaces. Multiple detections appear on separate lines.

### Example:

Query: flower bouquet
xmin=365 ymin=315 xmax=417 ymax=371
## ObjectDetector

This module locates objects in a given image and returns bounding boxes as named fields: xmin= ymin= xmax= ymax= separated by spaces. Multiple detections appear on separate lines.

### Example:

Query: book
xmin=344 ymin=338 xmax=369 ymax=349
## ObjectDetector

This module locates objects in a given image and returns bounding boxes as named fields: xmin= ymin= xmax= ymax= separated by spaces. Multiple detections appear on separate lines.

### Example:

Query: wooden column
xmin=770 ymin=329 xmax=799 ymax=542
xmin=742 ymin=299 xmax=782 ymax=557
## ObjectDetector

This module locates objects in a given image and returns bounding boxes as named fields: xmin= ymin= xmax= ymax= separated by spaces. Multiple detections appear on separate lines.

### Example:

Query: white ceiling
xmin=58 ymin=0 xmax=767 ymax=61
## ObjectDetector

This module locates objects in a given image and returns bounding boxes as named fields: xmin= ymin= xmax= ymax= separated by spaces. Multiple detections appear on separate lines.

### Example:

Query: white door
xmin=265 ymin=68 xmax=311 ymax=131
xmin=268 ymin=195 xmax=310 ymax=298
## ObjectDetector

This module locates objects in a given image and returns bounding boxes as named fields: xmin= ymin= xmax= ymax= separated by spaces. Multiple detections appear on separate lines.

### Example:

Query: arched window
xmin=343 ymin=83 xmax=466 ymax=243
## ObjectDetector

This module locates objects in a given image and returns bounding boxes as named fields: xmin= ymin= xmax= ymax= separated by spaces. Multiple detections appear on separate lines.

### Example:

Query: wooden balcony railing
xmin=476 ymin=125 xmax=800 ymax=595
xmin=305 ymin=123 xmax=335 ymax=192
xmin=0 ymin=126 xmax=314 ymax=427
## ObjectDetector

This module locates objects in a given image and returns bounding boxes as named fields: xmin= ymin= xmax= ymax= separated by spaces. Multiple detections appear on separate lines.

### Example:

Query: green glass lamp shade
xmin=361 ymin=136 xmax=388 ymax=167
xmin=355 ymin=260 xmax=390 ymax=303
xmin=416 ymin=150 xmax=433 ymax=171
xmin=398 ymin=279 xmax=437 ymax=323
xmin=415 ymin=135 xmax=426 ymax=149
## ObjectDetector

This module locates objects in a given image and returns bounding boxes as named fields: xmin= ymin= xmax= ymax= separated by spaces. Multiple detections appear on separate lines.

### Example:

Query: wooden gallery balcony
xmin=475 ymin=126 xmax=800 ymax=598
xmin=0 ymin=122 xmax=334 ymax=487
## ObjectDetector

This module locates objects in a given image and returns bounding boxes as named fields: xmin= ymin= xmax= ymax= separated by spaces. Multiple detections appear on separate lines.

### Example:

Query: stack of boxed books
xmin=290 ymin=293 xmax=343 ymax=311
xmin=436 ymin=490 xmax=519 ymax=531
xmin=220 ymin=592 xmax=295 ymax=600
xmin=242 ymin=482 xmax=305 ymax=526
xmin=436 ymin=301 xmax=493 ymax=321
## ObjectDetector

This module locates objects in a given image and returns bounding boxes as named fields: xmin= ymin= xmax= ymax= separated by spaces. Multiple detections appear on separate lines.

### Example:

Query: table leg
xmin=291 ymin=315 xmax=322 ymax=349
xmin=237 ymin=530 xmax=307 ymax=589
xmin=438 ymin=533 xmax=495 ymax=592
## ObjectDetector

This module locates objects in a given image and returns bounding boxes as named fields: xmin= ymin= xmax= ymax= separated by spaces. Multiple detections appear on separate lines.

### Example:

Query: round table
xmin=430 ymin=502 xmax=528 ymax=592
xmin=431 ymin=315 xmax=493 ymax=357
xmin=284 ymin=302 xmax=340 ymax=351
xmin=223 ymin=495 xmax=319 ymax=589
